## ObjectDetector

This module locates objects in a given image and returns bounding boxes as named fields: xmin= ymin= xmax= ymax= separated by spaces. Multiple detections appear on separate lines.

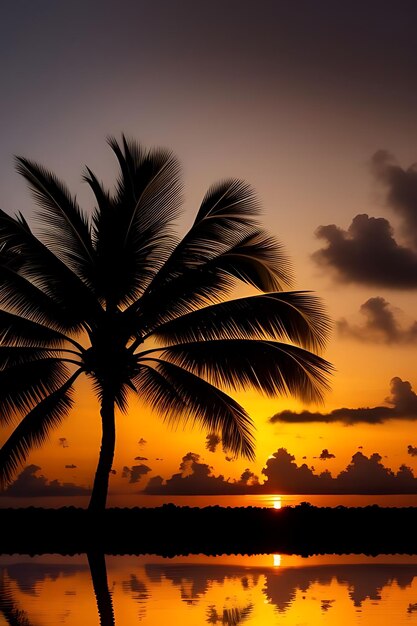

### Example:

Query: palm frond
xmin=0 ymin=359 xmax=71 ymax=425
xmin=0 ymin=572 xmax=34 ymax=626
xmin=0 ymin=265 xmax=86 ymax=332
xmin=195 ymin=179 xmax=260 ymax=223
xmin=0 ymin=372 xmax=80 ymax=488
xmin=0 ymin=310 xmax=72 ymax=347
xmin=139 ymin=178 xmax=291 ymax=301
xmin=133 ymin=229 xmax=292 ymax=334
xmin=151 ymin=291 xmax=331 ymax=351
xmin=89 ymin=135 xmax=182 ymax=304
xmin=0 ymin=210 xmax=101 ymax=324
xmin=14 ymin=157 xmax=95 ymax=283
xmin=134 ymin=360 xmax=255 ymax=460
xmin=0 ymin=347 xmax=64 ymax=371
xmin=216 ymin=229 xmax=293 ymax=291
xmin=152 ymin=339 xmax=333 ymax=403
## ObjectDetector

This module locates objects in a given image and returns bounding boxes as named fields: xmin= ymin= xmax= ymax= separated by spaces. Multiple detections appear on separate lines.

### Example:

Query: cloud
xmin=318 ymin=449 xmax=335 ymax=460
xmin=134 ymin=456 xmax=148 ymax=461
xmin=205 ymin=433 xmax=221 ymax=453
xmin=313 ymin=214 xmax=417 ymax=288
xmin=261 ymin=449 xmax=417 ymax=494
xmin=407 ymin=445 xmax=417 ymax=457
xmin=58 ymin=437 xmax=69 ymax=448
xmin=0 ymin=465 xmax=90 ymax=497
xmin=145 ymin=452 xmax=240 ymax=495
xmin=313 ymin=152 xmax=417 ymax=288
xmin=371 ymin=150 xmax=417 ymax=247
xmin=143 ymin=449 xmax=417 ymax=495
xmin=338 ymin=297 xmax=417 ymax=344
xmin=122 ymin=464 xmax=151 ymax=484
xmin=269 ymin=377 xmax=417 ymax=424
xmin=64 ymin=464 xmax=77 ymax=469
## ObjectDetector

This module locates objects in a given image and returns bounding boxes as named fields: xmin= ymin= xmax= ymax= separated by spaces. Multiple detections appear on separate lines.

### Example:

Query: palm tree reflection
xmin=0 ymin=569 xmax=33 ymax=626
xmin=87 ymin=552 xmax=115 ymax=626
xmin=206 ymin=603 xmax=254 ymax=625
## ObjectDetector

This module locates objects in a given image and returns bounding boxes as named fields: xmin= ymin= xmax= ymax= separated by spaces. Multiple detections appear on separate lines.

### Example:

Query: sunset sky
xmin=1 ymin=1 xmax=417 ymax=501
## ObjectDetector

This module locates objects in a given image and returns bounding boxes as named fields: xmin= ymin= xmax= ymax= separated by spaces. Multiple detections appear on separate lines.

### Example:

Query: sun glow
xmin=273 ymin=497 xmax=282 ymax=509
xmin=273 ymin=554 xmax=282 ymax=567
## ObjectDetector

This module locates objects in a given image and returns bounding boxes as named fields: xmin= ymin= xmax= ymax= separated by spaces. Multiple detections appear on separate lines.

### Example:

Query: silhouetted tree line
xmin=1 ymin=504 xmax=417 ymax=556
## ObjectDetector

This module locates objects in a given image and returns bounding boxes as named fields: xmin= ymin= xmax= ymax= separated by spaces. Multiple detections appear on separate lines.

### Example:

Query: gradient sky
xmin=2 ymin=0 xmax=417 ymax=499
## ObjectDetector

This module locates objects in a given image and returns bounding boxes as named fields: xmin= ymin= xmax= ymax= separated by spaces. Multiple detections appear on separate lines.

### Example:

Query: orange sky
xmin=1 ymin=1 xmax=417 ymax=502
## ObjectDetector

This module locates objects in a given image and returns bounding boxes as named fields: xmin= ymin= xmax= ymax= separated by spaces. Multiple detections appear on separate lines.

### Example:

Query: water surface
xmin=2 ymin=493 xmax=417 ymax=508
xmin=2 ymin=553 xmax=417 ymax=625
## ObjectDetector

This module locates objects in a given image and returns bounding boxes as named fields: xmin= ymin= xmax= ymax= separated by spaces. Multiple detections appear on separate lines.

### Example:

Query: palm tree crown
xmin=0 ymin=136 xmax=332 ymax=510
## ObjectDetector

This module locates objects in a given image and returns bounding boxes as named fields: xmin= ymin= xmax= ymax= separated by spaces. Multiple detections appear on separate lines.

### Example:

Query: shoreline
xmin=2 ymin=503 xmax=417 ymax=556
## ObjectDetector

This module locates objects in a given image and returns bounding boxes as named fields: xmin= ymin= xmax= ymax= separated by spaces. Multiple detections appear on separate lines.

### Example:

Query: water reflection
xmin=1 ymin=554 xmax=417 ymax=625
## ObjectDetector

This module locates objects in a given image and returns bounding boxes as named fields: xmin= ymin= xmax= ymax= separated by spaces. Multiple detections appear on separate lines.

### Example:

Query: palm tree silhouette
xmin=0 ymin=136 xmax=332 ymax=511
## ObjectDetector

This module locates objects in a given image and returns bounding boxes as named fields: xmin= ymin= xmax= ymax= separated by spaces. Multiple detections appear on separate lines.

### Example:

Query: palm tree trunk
xmin=87 ymin=551 xmax=115 ymax=626
xmin=88 ymin=391 xmax=115 ymax=512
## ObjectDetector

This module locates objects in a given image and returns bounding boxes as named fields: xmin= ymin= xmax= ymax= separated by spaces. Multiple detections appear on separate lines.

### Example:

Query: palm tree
xmin=0 ymin=136 xmax=332 ymax=511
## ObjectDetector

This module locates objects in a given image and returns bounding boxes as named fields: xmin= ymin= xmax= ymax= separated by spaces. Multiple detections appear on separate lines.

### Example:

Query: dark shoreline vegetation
xmin=2 ymin=503 xmax=417 ymax=557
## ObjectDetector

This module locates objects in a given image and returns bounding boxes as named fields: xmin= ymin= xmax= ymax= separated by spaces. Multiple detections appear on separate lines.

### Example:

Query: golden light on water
xmin=273 ymin=554 xmax=281 ymax=567
xmin=273 ymin=497 xmax=282 ymax=509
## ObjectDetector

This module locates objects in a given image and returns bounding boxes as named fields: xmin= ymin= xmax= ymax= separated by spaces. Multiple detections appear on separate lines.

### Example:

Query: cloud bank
xmin=144 ymin=449 xmax=417 ymax=495
xmin=145 ymin=452 xmax=259 ymax=495
xmin=269 ymin=377 xmax=417 ymax=425
xmin=0 ymin=465 xmax=90 ymax=497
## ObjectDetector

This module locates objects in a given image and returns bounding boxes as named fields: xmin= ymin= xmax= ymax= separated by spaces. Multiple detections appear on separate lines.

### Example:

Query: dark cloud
xmin=145 ymin=453 xmax=240 ymax=495
xmin=318 ymin=449 xmax=335 ymax=460
xmin=269 ymin=377 xmax=417 ymax=424
xmin=58 ymin=437 xmax=69 ymax=448
xmin=407 ymin=445 xmax=417 ymax=457
xmin=144 ymin=449 xmax=417 ymax=495
xmin=261 ymin=449 xmax=417 ymax=494
xmin=238 ymin=468 xmax=260 ymax=486
xmin=338 ymin=297 xmax=417 ymax=344
xmin=205 ymin=433 xmax=221 ymax=453
xmin=387 ymin=377 xmax=417 ymax=413
xmin=371 ymin=150 xmax=417 ymax=248
xmin=64 ymin=464 xmax=77 ymax=469
xmin=313 ymin=152 xmax=417 ymax=289
xmin=0 ymin=465 xmax=90 ymax=497
xmin=313 ymin=214 xmax=417 ymax=288
xmin=122 ymin=464 xmax=151 ymax=484
xmin=134 ymin=456 xmax=148 ymax=461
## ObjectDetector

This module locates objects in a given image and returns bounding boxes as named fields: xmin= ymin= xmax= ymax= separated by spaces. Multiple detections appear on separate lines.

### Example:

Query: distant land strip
xmin=1 ymin=504 xmax=417 ymax=556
